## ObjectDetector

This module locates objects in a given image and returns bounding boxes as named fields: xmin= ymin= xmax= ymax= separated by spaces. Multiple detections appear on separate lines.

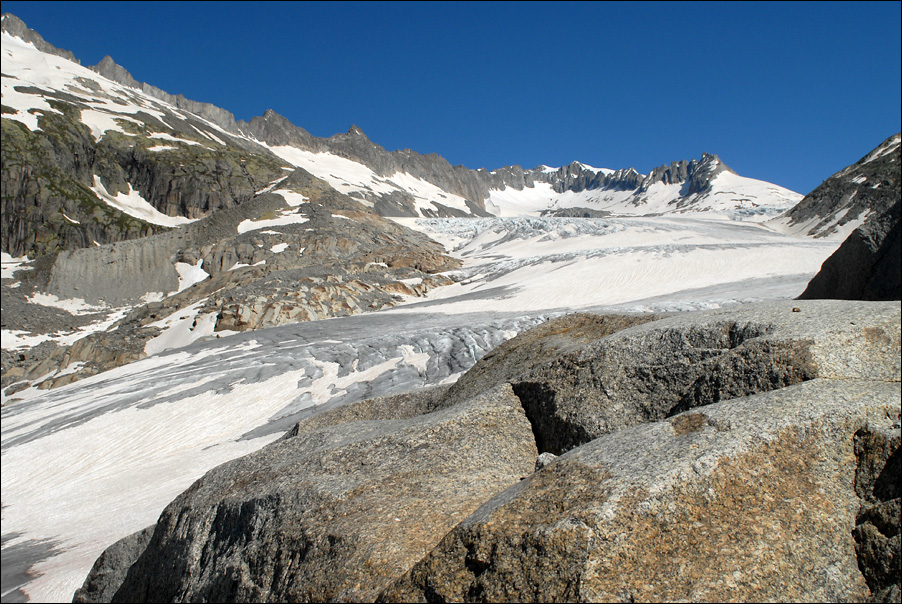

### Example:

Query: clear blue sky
xmin=3 ymin=1 xmax=900 ymax=194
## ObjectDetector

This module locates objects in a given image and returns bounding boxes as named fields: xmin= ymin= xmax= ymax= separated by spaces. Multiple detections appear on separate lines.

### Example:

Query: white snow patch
xmin=144 ymin=301 xmax=218 ymax=356
xmin=91 ymin=176 xmax=195 ymax=227
xmin=228 ymin=260 xmax=266 ymax=271
xmin=270 ymin=243 xmax=289 ymax=253
xmin=1 ymin=253 xmax=32 ymax=279
xmin=147 ymin=132 xmax=204 ymax=146
xmin=237 ymin=210 xmax=309 ymax=234
xmin=272 ymin=189 xmax=309 ymax=207
xmin=264 ymin=145 xmax=473 ymax=215
xmin=78 ymin=108 xmax=138 ymax=139
xmin=862 ymin=133 xmax=900 ymax=164
xmin=1 ymin=306 xmax=133 ymax=352
xmin=174 ymin=260 xmax=209 ymax=293
xmin=26 ymin=292 xmax=108 ymax=314
xmin=399 ymin=344 xmax=430 ymax=374
xmin=255 ymin=175 xmax=289 ymax=195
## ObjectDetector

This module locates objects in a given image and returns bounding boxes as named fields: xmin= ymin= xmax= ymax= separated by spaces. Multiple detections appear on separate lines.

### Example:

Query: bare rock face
xmin=73 ymin=526 xmax=155 ymax=603
xmin=109 ymin=384 xmax=537 ymax=603
xmin=382 ymin=379 xmax=899 ymax=603
xmin=798 ymin=199 xmax=900 ymax=301
xmin=509 ymin=301 xmax=899 ymax=455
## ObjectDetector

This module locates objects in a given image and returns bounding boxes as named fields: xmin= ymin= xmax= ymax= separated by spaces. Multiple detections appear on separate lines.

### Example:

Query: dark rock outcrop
xmin=72 ymin=526 xmax=155 ymax=604
xmin=795 ymin=134 xmax=901 ymax=301
xmin=798 ymin=199 xmax=900 ymax=300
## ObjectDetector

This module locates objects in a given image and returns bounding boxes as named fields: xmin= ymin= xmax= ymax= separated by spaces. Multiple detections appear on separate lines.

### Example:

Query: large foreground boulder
xmin=509 ymin=301 xmax=899 ymax=455
xmin=109 ymin=385 xmax=537 ymax=603
xmin=382 ymin=379 xmax=899 ymax=602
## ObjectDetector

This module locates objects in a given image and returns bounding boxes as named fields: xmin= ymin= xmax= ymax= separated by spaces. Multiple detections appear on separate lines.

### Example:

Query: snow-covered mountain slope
xmin=767 ymin=133 xmax=900 ymax=239
xmin=2 ymin=11 xmax=803 ymax=238
xmin=485 ymin=158 xmax=802 ymax=220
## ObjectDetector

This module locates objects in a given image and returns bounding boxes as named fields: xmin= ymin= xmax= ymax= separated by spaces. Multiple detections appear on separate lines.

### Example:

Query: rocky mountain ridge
xmin=794 ymin=133 xmax=901 ymax=301
xmin=3 ymin=11 xmax=799 ymax=262
xmin=779 ymin=133 xmax=900 ymax=239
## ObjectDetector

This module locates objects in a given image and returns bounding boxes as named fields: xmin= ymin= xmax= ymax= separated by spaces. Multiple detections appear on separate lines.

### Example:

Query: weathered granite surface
xmin=383 ymin=379 xmax=899 ymax=602
xmin=72 ymin=526 xmax=155 ymax=604
xmin=109 ymin=385 xmax=537 ymax=603
xmin=509 ymin=300 xmax=899 ymax=455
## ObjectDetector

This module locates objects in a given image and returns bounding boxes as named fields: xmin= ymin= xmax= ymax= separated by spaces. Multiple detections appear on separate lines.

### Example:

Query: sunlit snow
xmin=90 ymin=176 xmax=195 ymax=227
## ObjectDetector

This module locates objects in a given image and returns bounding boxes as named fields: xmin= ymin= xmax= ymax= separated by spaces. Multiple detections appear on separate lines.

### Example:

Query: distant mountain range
xmin=2 ymin=12 xmax=805 ymax=261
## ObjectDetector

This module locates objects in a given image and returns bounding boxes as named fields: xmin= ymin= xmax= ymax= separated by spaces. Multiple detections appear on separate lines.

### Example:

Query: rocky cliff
xmin=2 ymin=166 xmax=461 ymax=394
xmin=75 ymin=300 xmax=901 ymax=603
xmin=797 ymin=134 xmax=901 ymax=301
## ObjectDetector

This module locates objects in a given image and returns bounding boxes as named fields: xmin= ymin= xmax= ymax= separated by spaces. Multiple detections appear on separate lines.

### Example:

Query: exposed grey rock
xmin=508 ymin=301 xmax=899 ymax=455
xmin=111 ymin=384 xmax=537 ymax=603
xmin=798 ymin=199 xmax=900 ymax=301
xmin=382 ymin=379 xmax=900 ymax=603
xmin=440 ymin=313 xmax=661 ymax=409
xmin=73 ymin=526 xmax=155 ymax=603
xmin=280 ymin=385 xmax=452 ymax=439
xmin=0 ymin=13 xmax=79 ymax=62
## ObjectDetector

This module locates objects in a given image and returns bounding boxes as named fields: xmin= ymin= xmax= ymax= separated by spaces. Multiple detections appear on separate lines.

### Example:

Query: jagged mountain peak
xmin=0 ymin=12 xmax=78 ymax=62
xmin=90 ymin=54 xmax=142 ymax=89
